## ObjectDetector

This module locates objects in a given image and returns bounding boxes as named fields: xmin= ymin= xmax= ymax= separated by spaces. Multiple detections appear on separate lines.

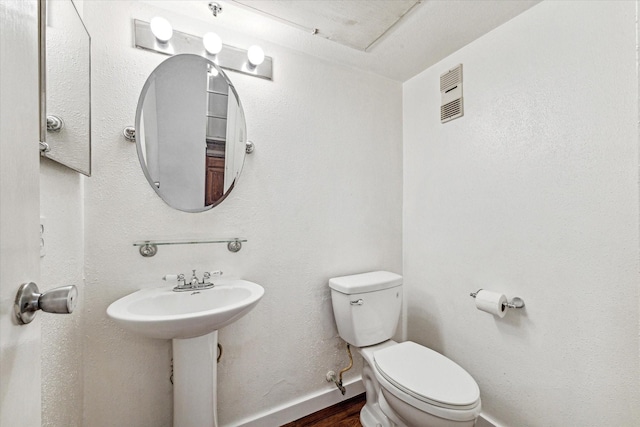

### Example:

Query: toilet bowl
xmin=329 ymin=271 xmax=481 ymax=427
xmin=373 ymin=341 xmax=480 ymax=426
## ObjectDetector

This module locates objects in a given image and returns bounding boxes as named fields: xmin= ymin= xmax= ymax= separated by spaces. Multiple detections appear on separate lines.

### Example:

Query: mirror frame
xmin=134 ymin=54 xmax=247 ymax=213
xmin=38 ymin=0 xmax=92 ymax=176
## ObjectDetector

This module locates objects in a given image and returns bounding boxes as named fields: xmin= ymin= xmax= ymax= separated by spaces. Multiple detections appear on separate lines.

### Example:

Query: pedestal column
xmin=172 ymin=331 xmax=218 ymax=427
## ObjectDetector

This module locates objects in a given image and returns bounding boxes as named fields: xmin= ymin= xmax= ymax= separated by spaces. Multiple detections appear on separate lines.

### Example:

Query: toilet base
xmin=360 ymin=352 xmax=393 ymax=427
xmin=378 ymin=391 xmax=407 ymax=427
xmin=380 ymin=388 xmax=476 ymax=427
xmin=360 ymin=401 xmax=392 ymax=427
xmin=356 ymin=341 xmax=479 ymax=427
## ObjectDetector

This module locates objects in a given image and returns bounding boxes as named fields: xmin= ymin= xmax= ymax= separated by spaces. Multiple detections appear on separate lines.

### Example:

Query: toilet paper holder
xmin=470 ymin=289 xmax=525 ymax=309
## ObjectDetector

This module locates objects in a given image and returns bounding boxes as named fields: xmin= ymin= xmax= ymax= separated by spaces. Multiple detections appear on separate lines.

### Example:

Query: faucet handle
xmin=202 ymin=270 xmax=222 ymax=285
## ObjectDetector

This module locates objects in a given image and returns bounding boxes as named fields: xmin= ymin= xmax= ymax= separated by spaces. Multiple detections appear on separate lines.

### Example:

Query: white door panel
xmin=0 ymin=1 xmax=42 ymax=425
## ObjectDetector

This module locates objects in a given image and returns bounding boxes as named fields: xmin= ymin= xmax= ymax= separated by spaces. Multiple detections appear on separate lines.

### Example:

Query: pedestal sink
xmin=107 ymin=279 xmax=264 ymax=427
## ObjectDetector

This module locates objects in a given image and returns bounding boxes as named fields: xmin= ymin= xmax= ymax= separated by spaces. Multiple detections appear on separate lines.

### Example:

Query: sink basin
xmin=107 ymin=279 xmax=264 ymax=339
xmin=107 ymin=278 xmax=264 ymax=426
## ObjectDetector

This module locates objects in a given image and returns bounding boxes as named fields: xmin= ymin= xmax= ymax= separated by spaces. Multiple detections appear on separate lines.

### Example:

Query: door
xmin=0 ymin=1 xmax=42 ymax=425
xmin=205 ymin=156 xmax=225 ymax=205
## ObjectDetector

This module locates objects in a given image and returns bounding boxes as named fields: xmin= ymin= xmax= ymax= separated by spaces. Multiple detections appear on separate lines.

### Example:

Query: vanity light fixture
xmin=203 ymin=32 xmax=222 ymax=55
xmin=247 ymin=45 xmax=265 ymax=67
xmin=134 ymin=19 xmax=273 ymax=80
xmin=150 ymin=16 xmax=173 ymax=42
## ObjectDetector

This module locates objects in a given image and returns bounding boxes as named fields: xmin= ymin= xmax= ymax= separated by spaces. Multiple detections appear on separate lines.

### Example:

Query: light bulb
xmin=150 ymin=17 xmax=173 ymax=43
xmin=203 ymin=32 xmax=222 ymax=55
xmin=247 ymin=45 xmax=265 ymax=67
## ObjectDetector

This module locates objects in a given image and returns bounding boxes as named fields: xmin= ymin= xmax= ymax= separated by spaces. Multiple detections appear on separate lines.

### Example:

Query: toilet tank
xmin=329 ymin=271 xmax=402 ymax=347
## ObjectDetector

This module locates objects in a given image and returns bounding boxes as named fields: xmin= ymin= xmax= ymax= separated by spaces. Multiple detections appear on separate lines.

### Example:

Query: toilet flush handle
xmin=350 ymin=299 xmax=364 ymax=306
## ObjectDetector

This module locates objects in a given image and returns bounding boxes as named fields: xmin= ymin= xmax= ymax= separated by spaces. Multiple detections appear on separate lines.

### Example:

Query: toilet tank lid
xmin=329 ymin=271 xmax=402 ymax=294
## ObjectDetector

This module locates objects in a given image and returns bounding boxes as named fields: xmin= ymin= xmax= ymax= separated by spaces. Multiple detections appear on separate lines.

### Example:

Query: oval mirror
xmin=135 ymin=54 xmax=247 ymax=212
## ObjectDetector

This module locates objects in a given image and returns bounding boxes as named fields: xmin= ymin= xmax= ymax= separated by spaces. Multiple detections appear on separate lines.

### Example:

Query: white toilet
xmin=329 ymin=271 xmax=481 ymax=427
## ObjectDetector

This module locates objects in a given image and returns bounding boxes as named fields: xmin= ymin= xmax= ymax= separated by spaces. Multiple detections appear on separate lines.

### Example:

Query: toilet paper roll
xmin=163 ymin=274 xmax=178 ymax=282
xmin=475 ymin=290 xmax=508 ymax=318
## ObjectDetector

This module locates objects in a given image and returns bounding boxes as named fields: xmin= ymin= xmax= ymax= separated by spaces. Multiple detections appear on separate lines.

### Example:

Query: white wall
xmin=81 ymin=1 xmax=402 ymax=426
xmin=403 ymin=1 xmax=639 ymax=426
xmin=40 ymin=159 xmax=85 ymax=427
xmin=39 ymin=1 xmax=87 ymax=425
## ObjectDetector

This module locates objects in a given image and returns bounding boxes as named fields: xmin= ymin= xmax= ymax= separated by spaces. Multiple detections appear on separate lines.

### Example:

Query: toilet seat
xmin=374 ymin=341 xmax=480 ymax=417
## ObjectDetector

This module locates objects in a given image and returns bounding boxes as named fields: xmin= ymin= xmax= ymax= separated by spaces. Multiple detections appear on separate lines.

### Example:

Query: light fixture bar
xmin=133 ymin=19 xmax=273 ymax=81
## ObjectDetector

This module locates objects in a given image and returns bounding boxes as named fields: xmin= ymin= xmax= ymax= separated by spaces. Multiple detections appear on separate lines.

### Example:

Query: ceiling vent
xmin=440 ymin=64 xmax=463 ymax=123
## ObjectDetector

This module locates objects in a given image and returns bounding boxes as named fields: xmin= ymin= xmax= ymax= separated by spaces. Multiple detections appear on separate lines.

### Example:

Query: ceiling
xmin=231 ymin=0 xmax=421 ymax=51
xmin=145 ymin=0 xmax=541 ymax=82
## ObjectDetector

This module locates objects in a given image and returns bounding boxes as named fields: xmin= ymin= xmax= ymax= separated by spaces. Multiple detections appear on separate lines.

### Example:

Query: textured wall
xmin=81 ymin=1 xmax=402 ymax=426
xmin=39 ymin=2 xmax=87 ymax=425
xmin=403 ymin=1 xmax=639 ymax=426
xmin=40 ymin=159 xmax=85 ymax=427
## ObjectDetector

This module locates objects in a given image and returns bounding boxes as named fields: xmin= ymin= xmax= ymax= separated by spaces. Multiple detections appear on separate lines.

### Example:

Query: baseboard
xmin=476 ymin=413 xmax=503 ymax=427
xmin=226 ymin=380 xmax=505 ymax=427
xmin=227 ymin=377 xmax=364 ymax=427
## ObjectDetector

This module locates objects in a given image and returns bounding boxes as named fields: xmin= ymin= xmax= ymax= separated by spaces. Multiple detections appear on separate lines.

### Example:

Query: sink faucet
xmin=166 ymin=270 xmax=223 ymax=292
xmin=190 ymin=270 xmax=199 ymax=287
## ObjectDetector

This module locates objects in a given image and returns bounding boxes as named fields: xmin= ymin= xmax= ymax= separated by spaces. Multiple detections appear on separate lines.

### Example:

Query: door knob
xmin=14 ymin=282 xmax=78 ymax=324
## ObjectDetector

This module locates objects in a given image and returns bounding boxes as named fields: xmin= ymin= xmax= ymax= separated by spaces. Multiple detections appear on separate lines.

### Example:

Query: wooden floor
xmin=281 ymin=393 xmax=366 ymax=427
